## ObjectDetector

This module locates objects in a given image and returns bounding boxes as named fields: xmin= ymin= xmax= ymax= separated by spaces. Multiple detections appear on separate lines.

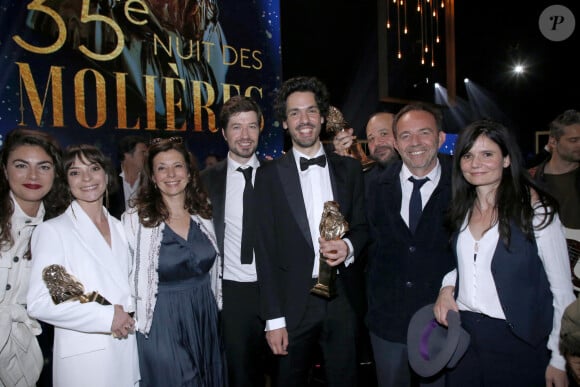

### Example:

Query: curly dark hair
xmin=448 ymin=119 xmax=558 ymax=247
xmin=63 ymin=144 xmax=118 ymax=204
xmin=274 ymin=76 xmax=330 ymax=123
xmin=0 ymin=128 xmax=68 ymax=251
xmin=133 ymin=137 xmax=212 ymax=227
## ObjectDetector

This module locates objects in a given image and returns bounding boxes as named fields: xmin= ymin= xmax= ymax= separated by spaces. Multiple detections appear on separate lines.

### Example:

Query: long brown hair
xmin=133 ymin=137 xmax=212 ymax=227
xmin=448 ymin=119 xmax=557 ymax=247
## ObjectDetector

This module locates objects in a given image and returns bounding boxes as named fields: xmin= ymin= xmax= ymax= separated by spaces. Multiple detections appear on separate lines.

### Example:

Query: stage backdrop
xmin=0 ymin=0 xmax=283 ymax=165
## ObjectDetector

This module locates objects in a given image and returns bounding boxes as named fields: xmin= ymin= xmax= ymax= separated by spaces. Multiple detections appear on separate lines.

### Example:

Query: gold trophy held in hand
xmin=311 ymin=201 xmax=349 ymax=298
xmin=326 ymin=106 xmax=375 ymax=171
xmin=42 ymin=264 xmax=111 ymax=306
xmin=43 ymin=264 xmax=134 ymax=338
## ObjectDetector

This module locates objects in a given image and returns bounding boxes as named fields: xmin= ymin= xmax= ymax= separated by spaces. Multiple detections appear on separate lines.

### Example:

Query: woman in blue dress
xmin=122 ymin=137 xmax=226 ymax=386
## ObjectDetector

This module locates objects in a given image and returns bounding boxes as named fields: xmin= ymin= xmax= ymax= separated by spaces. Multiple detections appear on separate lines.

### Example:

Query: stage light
xmin=512 ymin=63 xmax=526 ymax=75
xmin=464 ymin=78 xmax=469 ymax=83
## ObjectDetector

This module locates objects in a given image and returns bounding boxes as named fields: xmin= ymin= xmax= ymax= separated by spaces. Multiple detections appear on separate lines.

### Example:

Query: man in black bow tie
xmin=253 ymin=76 xmax=368 ymax=387
xmin=299 ymin=154 xmax=327 ymax=170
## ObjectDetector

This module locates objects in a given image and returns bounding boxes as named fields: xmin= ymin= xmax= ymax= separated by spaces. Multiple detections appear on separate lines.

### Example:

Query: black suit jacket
xmin=200 ymin=160 xmax=229 ymax=256
xmin=107 ymin=175 xmax=125 ymax=220
xmin=253 ymin=151 xmax=368 ymax=330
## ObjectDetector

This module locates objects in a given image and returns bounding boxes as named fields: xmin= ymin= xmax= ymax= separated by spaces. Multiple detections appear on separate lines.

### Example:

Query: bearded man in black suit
xmin=254 ymin=76 xmax=368 ymax=387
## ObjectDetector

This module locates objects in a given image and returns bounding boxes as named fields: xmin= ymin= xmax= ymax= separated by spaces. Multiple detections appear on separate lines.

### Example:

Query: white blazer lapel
xmin=67 ymin=202 xmax=128 ymax=295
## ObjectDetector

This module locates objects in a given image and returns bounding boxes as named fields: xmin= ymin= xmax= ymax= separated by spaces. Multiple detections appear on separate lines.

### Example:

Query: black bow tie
xmin=300 ymin=155 xmax=327 ymax=171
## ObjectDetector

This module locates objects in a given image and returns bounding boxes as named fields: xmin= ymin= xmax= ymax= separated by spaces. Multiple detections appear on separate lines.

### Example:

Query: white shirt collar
xmin=226 ymin=152 xmax=260 ymax=172
xmin=400 ymin=157 xmax=441 ymax=183
xmin=10 ymin=191 xmax=45 ymax=228
xmin=292 ymin=145 xmax=326 ymax=172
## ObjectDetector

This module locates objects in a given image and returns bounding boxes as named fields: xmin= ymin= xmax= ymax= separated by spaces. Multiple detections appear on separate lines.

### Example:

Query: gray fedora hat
xmin=407 ymin=303 xmax=470 ymax=377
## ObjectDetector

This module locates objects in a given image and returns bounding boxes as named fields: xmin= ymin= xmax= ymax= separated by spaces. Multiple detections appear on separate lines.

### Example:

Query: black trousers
xmin=222 ymin=280 xmax=270 ymax=387
xmin=274 ymin=277 xmax=358 ymax=387
xmin=446 ymin=311 xmax=549 ymax=387
xmin=369 ymin=332 xmax=445 ymax=387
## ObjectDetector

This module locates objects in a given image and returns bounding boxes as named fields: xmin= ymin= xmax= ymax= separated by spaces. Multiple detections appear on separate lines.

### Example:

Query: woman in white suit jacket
xmin=27 ymin=145 xmax=139 ymax=387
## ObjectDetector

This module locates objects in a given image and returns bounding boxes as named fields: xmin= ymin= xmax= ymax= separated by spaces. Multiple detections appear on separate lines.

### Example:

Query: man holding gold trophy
xmin=254 ymin=76 xmax=368 ymax=387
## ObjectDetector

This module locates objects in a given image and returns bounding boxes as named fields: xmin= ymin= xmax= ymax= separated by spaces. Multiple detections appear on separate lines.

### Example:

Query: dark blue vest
xmin=454 ymin=223 xmax=553 ymax=347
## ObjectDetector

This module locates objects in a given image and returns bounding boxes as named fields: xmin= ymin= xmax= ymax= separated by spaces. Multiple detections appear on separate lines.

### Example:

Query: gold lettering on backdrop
xmin=252 ymin=50 xmax=263 ymax=70
xmin=11 ymin=0 xmax=267 ymax=132
xmin=74 ymin=69 xmax=106 ymax=129
xmin=222 ymin=84 xmax=242 ymax=102
xmin=221 ymin=45 xmax=262 ymax=69
xmin=164 ymin=77 xmax=186 ymax=131
xmin=13 ymin=0 xmax=66 ymax=55
xmin=17 ymin=62 xmax=64 ymax=127
xmin=239 ymin=48 xmax=252 ymax=69
xmin=202 ymin=41 xmax=216 ymax=62
xmin=192 ymin=81 xmax=216 ymax=132
xmin=154 ymin=34 xmax=173 ymax=58
xmin=244 ymin=86 xmax=263 ymax=99
xmin=12 ymin=0 xmax=264 ymax=67
xmin=222 ymin=45 xmax=237 ymax=66
xmin=77 ymin=0 xmax=124 ymax=61
xmin=16 ymin=62 xmax=262 ymax=131
xmin=115 ymin=72 xmax=141 ymax=130
xmin=124 ymin=0 xmax=149 ymax=25
xmin=144 ymin=75 xmax=157 ymax=130
xmin=175 ymin=39 xmax=194 ymax=61
xmin=222 ymin=84 xmax=263 ymax=102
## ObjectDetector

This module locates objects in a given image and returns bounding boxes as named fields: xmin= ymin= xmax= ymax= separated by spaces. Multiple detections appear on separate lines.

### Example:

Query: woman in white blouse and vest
xmin=434 ymin=120 xmax=576 ymax=386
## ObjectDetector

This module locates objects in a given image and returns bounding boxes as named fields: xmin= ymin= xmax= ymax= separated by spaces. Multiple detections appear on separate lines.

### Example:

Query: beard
xmin=559 ymin=150 xmax=580 ymax=163
xmin=231 ymin=143 xmax=258 ymax=160
xmin=289 ymin=123 xmax=321 ymax=150
xmin=371 ymin=145 xmax=398 ymax=166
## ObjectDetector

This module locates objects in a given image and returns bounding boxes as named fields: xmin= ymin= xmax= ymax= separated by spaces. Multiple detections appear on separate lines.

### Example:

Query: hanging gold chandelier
xmin=386 ymin=0 xmax=445 ymax=67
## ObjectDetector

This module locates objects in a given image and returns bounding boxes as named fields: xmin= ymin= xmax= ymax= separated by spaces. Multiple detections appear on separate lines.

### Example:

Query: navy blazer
xmin=366 ymin=154 xmax=455 ymax=342
xmin=253 ymin=151 xmax=368 ymax=329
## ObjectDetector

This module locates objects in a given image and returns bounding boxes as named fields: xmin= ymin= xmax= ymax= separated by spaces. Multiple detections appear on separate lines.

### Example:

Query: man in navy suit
xmin=254 ymin=76 xmax=368 ymax=387
xmin=366 ymin=102 xmax=455 ymax=386
xmin=200 ymin=95 xmax=268 ymax=387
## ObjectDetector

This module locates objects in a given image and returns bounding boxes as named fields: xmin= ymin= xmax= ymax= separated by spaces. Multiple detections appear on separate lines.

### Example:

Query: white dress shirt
xmin=223 ymin=152 xmax=260 ymax=282
xmin=399 ymin=160 xmax=441 ymax=227
xmin=293 ymin=147 xmax=334 ymax=278
xmin=265 ymin=147 xmax=354 ymax=331
xmin=119 ymin=169 xmax=140 ymax=211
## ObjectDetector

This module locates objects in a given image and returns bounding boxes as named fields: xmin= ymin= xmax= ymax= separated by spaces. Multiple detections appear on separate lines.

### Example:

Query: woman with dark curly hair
xmin=122 ymin=137 xmax=226 ymax=386
xmin=0 ymin=128 xmax=67 ymax=387
xmin=434 ymin=120 xmax=576 ymax=386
